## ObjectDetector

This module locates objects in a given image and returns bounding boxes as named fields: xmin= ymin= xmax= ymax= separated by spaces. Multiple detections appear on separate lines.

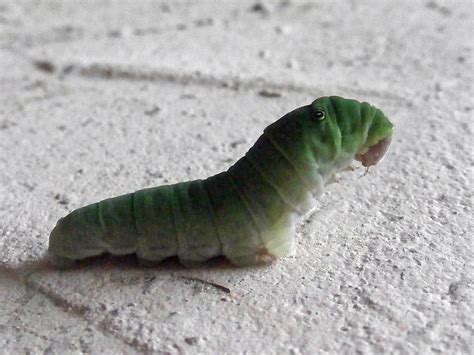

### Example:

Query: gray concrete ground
xmin=0 ymin=1 xmax=472 ymax=354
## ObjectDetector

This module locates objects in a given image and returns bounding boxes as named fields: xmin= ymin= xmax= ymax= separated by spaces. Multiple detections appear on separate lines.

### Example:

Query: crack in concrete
xmin=4 ymin=47 xmax=405 ymax=102
xmin=0 ymin=263 xmax=140 ymax=352
xmin=27 ymin=58 xmax=404 ymax=102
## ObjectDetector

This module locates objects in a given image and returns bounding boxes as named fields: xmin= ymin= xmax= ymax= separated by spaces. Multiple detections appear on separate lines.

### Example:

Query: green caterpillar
xmin=49 ymin=96 xmax=393 ymax=268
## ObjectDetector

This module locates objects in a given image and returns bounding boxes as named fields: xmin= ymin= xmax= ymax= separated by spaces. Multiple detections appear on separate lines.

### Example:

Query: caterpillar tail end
xmin=48 ymin=217 xmax=76 ymax=269
xmin=48 ymin=204 xmax=107 ymax=269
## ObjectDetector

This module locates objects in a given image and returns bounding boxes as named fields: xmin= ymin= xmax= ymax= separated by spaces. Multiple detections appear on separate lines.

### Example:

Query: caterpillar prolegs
xmin=49 ymin=96 xmax=394 ymax=268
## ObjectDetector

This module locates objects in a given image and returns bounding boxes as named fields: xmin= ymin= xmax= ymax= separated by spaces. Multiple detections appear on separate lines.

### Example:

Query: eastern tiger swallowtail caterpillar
xmin=49 ymin=96 xmax=393 ymax=268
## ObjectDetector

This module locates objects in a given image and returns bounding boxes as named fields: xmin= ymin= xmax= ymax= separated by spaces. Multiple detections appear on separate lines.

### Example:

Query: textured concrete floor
xmin=0 ymin=1 xmax=472 ymax=354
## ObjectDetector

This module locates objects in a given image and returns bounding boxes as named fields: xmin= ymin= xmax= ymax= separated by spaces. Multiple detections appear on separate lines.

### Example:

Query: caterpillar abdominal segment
xmin=49 ymin=96 xmax=394 ymax=268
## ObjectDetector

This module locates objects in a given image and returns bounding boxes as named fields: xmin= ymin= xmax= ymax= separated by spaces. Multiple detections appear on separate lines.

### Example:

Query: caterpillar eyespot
xmin=312 ymin=109 xmax=326 ymax=121
xmin=48 ymin=96 xmax=394 ymax=269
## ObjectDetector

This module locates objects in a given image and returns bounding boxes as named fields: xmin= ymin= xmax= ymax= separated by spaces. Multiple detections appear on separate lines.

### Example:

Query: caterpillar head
xmin=308 ymin=96 xmax=394 ymax=169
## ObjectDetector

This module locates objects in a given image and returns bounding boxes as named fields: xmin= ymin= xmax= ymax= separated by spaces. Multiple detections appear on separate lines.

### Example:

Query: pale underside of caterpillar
xmin=49 ymin=96 xmax=393 ymax=268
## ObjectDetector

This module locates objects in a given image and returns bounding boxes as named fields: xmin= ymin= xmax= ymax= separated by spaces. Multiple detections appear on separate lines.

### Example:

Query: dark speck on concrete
xmin=185 ymin=337 xmax=198 ymax=346
xmin=250 ymin=2 xmax=269 ymax=15
xmin=54 ymin=193 xmax=69 ymax=206
xmin=144 ymin=106 xmax=161 ymax=116
xmin=33 ymin=60 xmax=56 ymax=73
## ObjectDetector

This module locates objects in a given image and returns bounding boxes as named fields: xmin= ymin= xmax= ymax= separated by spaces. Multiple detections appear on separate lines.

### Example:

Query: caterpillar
xmin=49 ymin=96 xmax=393 ymax=268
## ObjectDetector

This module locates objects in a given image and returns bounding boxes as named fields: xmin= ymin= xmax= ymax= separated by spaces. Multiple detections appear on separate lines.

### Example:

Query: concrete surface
xmin=0 ymin=0 xmax=472 ymax=354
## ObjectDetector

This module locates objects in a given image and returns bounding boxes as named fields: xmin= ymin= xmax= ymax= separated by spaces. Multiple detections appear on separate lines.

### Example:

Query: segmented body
xmin=49 ymin=136 xmax=308 ymax=267
xmin=49 ymin=96 xmax=393 ymax=268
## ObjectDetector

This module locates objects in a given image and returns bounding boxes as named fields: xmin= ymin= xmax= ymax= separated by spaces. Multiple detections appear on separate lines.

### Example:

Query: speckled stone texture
xmin=0 ymin=1 xmax=472 ymax=354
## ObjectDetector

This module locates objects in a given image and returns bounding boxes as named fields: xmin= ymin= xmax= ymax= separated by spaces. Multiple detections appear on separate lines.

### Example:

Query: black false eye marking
xmin=313 ymin=109 xmax=326 ymax=121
